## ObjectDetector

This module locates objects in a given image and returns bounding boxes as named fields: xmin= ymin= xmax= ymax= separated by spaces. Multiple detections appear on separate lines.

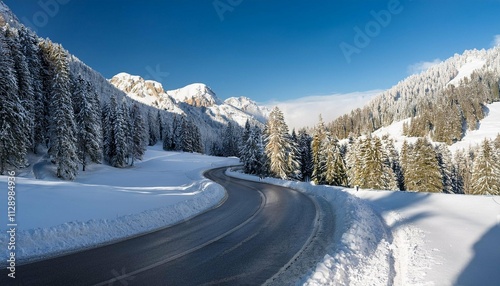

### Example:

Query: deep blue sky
xmin=4 ymin=0 xmax=499 ymax=102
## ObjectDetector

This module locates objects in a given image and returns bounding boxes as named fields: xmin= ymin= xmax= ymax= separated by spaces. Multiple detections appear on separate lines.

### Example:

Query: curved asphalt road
xmin=1 ymin=167 xmax=319 ymax=286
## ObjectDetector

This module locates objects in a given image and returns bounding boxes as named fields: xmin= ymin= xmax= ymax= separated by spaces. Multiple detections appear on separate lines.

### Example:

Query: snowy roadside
xmin=226 ymin=170 xmax=500 ymax=286
xmin=226 ymin=169 xmax=406 ymax=286
xmin=0 ymin=146 xmax=239 ymax=265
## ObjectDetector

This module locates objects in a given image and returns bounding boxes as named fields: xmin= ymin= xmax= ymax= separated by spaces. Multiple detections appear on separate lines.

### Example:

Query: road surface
xmin=1 ymin=167 xmax=330 ymax=285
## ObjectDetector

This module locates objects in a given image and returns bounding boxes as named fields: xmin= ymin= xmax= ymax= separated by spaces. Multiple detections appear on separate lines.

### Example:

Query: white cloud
xmin=492 ymin=35 xmax=500 ymax=47
xmin=407 ymin=59 xmax=442 ymax=75
xmin=263 ymin=90 xmax=382 ymax=130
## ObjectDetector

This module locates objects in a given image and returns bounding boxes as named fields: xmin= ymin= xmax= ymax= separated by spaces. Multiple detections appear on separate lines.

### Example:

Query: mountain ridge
xmin=109 ymin=72 xmax=269 ymax=127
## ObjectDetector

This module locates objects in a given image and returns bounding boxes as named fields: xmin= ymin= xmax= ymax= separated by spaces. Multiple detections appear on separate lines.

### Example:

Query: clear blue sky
xmin=4 ymin=0 xmax=499 ymax=102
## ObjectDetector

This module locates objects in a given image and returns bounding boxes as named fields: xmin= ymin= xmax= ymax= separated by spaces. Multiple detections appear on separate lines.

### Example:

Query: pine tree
xmin=0 ymin=31 xmax=29 ymax=174
xmin=42 ymin=41 xmax=78 ymax=180
xmin=157 ymin=110 xmax=164 ymax=141
xmin=298 ymin=129 xmax=313 ymax=181
xmin=130 ymin=104 xmax=147 ymax=165
xmin=241 ymin=126 xmax=266 ymax=176
xmin=102 ymin=95 xmax=128 ymax=168
xmin=405 ymin=138 xmax=443 ymax=193
xmin=320 ymin=134 xmax=348 ymax=186
xmin=435 ymin=144 xmax=453 ymax=193
xmin=5 ymin=27 xmax=34 ymax=151
xmin=311 ymin=116 xmax=327 ymax=184
xmin=264 ymin=107 xmax=298 ymax=180
xmin=223 ymin=121 xmax=239 ymax=157
xmin=19 ymin=27 xmax=44 ymax=153
xmin=494 ymin=134 xmax=500 ymax=151
xmin=147 ymin=109 xmax=159 ymax=146
xmin=240 ymin=119 xmax=251 ymax=156
xmin=470 ymin=139 xmax=500 ymax=195
xmin=73 ymin=77 xmax=102 ymax=171
xmin=383 ymin=136 xmax=404 ymax=190
xmin=360 ymin=137 xmax=397 ymax=190
xmin=190 ymin=121 xmax=203 ymax=153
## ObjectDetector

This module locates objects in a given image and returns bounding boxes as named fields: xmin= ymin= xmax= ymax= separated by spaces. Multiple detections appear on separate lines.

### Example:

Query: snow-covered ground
xmin=2 ymin=147 xmax=499 ymax=285
xmin=449 ymin=101 xmax=500 ymax=153
xmin=0 ymin=145 xmax=238 ymax=264
xmin=227 ymin=170 xmax=500 ymax=286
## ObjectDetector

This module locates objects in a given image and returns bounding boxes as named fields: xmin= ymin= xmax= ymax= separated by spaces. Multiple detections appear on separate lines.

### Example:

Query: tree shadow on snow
xmin=364 ymin=191 xmax=434 ymax=231
xmin=455 ymin=225 xmax=500 ymax=286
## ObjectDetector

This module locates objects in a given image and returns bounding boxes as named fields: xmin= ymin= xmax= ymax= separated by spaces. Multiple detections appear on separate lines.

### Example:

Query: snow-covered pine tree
xmin=288 ymin=129 xmax=302 ymax=181
xmin=320 ymin=134 xmax=348 ymax=186
xmin=147 ymin=109 xmax=159 ymax=146
xmin=162 ymin=115 xmax=172 ymax=151
xmin=405 ymin=138 xmax=443 ymax=193
xmin=223 ymin=121 xmax=239 ymax=157
xmin=399 ymin=140 xmax=411 ymax=190
xmin=190 ymin=121 xmax=203 ymax=153
xmin=157 ymin=110 xmax=164 ymax=142
xmin=240 ymin=119 xmax=251 ymax=156
xmin=454 ymin=148 xmax=476 ymax=194
xmin=435 ymin=144 xmax=454 ymax=193
xmin=470 ymin=139 xmax=500 ymax=195
xmin=361 ymin=137 xmax=397 ymax=190
xmin=298 ymin=129 xmax=313 ymax=181
xmin=73 ymin=77 xmax=102 ymax=171
xmin=114 ymin=98 xmax=129 ymax=167
xmin=18 ymin=27 xmax=44 ymax=152
xmin=181 ymin=117 xmax=193 ymax=152
xmin=0 ymin=30 xmax=29 ymax=174
xmin=130 ymin=104 xmax=147 ymax=165
xmin=311 ymin=116 xmax=327 ymax=184
xmin=4 ymin=27 xmax=34 ymax=151
xmin=171 ymin=114 xmax=183 ymax=151
xmin=102 ymin=95 xmax=128 ymax=168
xmin=241 ymin=126 xmax=266 ymax=176
xmin=382 ymin=136 xmax=404 ymax=190
xmin=346 ymin=137 xmax=366 ymax=188
xmin=264 ymin=107 xmax=299 ymax=180
xmin=42 ymin=41 xmax=78 ymax=180
xmin=494 ymin=134 xmax=500 ymax=152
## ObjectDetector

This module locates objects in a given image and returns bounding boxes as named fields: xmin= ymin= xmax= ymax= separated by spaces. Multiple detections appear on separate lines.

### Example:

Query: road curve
xmin=1 ymin=167 xmax=320 ymax=286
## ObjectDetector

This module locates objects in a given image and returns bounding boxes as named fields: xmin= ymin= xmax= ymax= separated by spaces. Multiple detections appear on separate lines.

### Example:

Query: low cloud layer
xmin=263 ymin=90 xmax=382 ymax=130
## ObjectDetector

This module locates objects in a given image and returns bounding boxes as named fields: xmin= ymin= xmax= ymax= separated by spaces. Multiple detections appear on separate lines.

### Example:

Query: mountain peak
xmin=166 ymin=83 xmax=221 ymax=107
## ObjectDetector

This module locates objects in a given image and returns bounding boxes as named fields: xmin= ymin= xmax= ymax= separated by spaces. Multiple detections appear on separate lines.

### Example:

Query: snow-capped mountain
xmin=109 ymin=72 xmax=268 ymax=127
xmin=328 ymin=46 xmax=500 ymax=152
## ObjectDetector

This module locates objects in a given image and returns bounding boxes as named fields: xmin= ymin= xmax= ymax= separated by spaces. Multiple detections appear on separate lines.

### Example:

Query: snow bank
xmin=0 ymin=146 xmax=238 ymax=264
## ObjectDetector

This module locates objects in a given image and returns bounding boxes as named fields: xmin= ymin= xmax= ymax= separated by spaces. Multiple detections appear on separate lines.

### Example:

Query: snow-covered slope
xmin=449 ymin=101 xmax=500 ymax=152
xmin=372 ymin=102 xmax=500 ymax=153
xmin=224 ymin=96 xmax=271 ymax=123
xmin=447 ymin=59 xmax=486 ymax=87
xmin=0 ymin=145 xmax=238 ymax=264
xmin=109 ymin=73 xmax=268 ymax=127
